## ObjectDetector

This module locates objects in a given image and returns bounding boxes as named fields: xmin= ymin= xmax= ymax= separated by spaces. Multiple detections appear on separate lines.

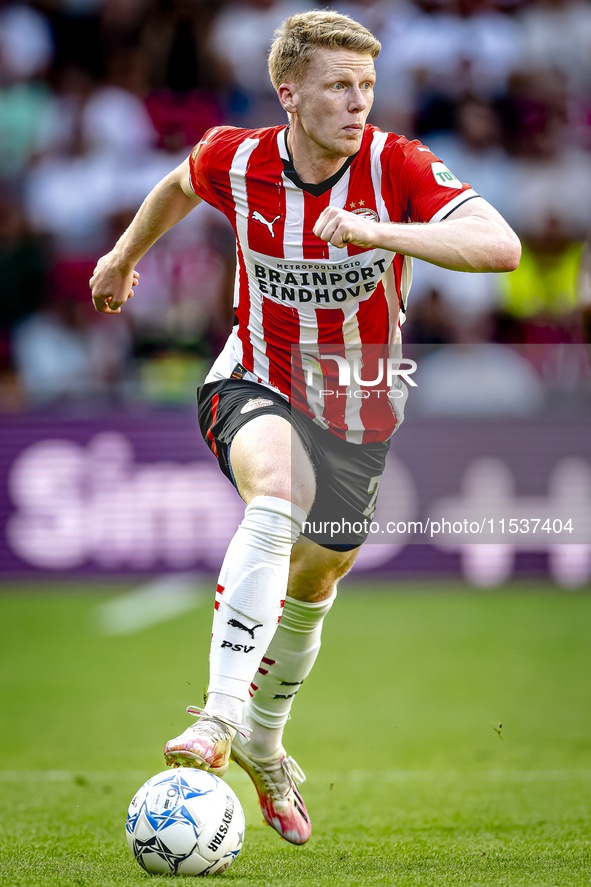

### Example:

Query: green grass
xmin=0 ymin=581 xmax=590 ymax=885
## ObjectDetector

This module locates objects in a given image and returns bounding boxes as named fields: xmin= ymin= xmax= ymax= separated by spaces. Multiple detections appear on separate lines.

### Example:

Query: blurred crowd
xmin=1 ymin=0 xmax=590 ymax=414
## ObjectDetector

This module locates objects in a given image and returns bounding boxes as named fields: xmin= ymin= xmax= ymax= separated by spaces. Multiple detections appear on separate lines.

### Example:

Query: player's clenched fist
xmin=90 ymin=253 xmax=139 ymax=314
xmin=313 ymin=205 xmax=377 ymax=250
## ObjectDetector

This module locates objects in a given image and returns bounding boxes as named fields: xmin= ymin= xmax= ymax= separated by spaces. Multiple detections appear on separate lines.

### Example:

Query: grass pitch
xmin=0 ymin=581 xmax=589 ymax=886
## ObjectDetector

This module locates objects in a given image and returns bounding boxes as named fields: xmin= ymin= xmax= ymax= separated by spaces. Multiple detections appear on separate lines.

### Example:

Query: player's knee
xmin=253 ymin=468 xmax=314 ymax=514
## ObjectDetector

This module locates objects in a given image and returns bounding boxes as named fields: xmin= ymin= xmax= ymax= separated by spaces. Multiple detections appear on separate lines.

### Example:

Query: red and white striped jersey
xmin=189 ymin=123 xmax=476 ymax=443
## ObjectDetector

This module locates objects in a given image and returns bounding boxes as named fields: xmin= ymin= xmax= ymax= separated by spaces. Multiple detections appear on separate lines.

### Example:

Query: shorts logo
xmin=351 ymin=207 xmax=379 ymax=222
xmin=240 ymin=397 xmax=274 ymax=414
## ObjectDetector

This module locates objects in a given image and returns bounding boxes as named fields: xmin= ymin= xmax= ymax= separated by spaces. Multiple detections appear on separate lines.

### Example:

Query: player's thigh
xmin=287 ymin=535 xmax=360 ymax=602
xmin=230 ymin=414 xmax=316 ymax=512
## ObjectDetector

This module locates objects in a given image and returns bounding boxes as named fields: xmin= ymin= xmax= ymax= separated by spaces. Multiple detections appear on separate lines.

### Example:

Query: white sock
xmin=244 ymin=590 xmax=337 ymax=757
xmin=205 ymin=496 xmax=306 ymax=726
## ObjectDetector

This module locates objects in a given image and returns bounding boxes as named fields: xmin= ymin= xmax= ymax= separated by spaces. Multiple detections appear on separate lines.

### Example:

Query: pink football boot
xmin=230 ymin=733 xmax=311 ymax=845
xmin=164 ymin=706 xmax=248 ymax=776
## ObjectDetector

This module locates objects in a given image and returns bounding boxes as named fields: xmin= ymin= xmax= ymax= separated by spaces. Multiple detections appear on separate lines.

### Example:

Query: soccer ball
xmin=126 ymin=768 xmax=245 ymax=876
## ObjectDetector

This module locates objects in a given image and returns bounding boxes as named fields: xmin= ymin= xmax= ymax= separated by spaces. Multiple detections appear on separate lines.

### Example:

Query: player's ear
xmin=278 ymin=82 xmax=299 ymax=114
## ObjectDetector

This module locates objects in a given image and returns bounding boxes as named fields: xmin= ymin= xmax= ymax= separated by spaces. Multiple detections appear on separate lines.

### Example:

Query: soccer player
xmin=90 ymin=11 xmax=520 ymax=846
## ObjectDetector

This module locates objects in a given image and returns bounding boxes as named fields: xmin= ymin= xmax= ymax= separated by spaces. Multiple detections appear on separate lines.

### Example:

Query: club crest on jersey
xmin=252 ymin=211 xmax=281 ymax=237
xmin=351 ymin=207 xmax=379 ymax=222
xmin=240 ymin=397 xmax=274 ymax=414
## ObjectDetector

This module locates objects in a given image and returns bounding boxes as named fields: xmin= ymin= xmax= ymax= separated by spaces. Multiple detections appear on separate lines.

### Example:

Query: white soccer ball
xmin=126 ymin=768 xmax=245 ymax=876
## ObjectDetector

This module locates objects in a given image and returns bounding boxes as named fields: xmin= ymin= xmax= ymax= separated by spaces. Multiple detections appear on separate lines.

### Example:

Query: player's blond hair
xmin=268 ymin=10 xmax=381 ymax=90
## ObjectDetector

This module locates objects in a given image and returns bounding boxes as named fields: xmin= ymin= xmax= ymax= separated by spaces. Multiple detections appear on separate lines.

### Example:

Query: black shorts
xmin=197 ymin=379 xmax=391 ymax=549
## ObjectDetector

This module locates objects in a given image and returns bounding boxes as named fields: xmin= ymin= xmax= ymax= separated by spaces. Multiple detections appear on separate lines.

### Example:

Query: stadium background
xmin=0 ymin=3 xmax=590 ymax=885
xmin=0 ymin=0 xmax=590 ymax=586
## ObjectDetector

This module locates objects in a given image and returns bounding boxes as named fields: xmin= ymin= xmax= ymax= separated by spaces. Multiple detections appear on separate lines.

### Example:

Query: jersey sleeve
xmin=188 ymin=127 xmax=229 ymax=213
xmin=384 ymin=137 xmax=479 ymax=224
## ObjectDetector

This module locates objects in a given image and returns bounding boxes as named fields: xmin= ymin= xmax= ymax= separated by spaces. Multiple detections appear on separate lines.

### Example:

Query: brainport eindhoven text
xmin=253 ymin=258 xmax=390 ymax=303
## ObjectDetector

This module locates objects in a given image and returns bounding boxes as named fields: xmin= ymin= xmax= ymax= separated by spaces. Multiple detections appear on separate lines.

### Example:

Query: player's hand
xmin=90 ymin=253 xmax=139 ymax=314
xmin=313 ymin=205 xmax=377 ymax=249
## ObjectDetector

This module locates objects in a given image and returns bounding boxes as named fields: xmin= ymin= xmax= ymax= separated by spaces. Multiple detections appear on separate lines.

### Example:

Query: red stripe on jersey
xmin=302 ymin=191 xmax=331 ymax=260
xmin=214 ymin=600 xmax=220 ymax=611
xmin=345 ymin=138 xmax=382 ymax=257
xmin=234 ymin=242 xmax=254 ymax=372
xmin=262 ymin=297 xmax=305 ymax=400
xmin=356 ymin=288 xmax=398 ymax=442
xmin=246 ymin=144 xmax=286 ymax=257
xmin=316 ymin=307 xmax=346 ymax=431
xmin=357 ymin=283 xmax=390 ymax=343
xmin=206 ymin=393 xmax=220 ymax=457
xmin=216 ymin=584 xmax=224 ymax=595
xmin=262 ymin=656 xmax=275 ymax=666
xmin=391 ymin=253 xmax=404 ymax=300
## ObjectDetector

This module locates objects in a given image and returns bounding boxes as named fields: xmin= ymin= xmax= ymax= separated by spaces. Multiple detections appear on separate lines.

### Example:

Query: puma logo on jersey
xmin=227 ymin=618 xmax=263 ymax=639
xmin=252 ymin=211 xmax=281 ymax=237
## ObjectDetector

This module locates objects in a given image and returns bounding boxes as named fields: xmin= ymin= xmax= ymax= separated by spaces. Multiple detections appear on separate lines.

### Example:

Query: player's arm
xmin=313 ymin=196 xmax=521 ymax=273
xmin=90 ymin=156 xmax=202 ymax=314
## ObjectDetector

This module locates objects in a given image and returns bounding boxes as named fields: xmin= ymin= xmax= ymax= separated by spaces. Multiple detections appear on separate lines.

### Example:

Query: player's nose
xmin=348 ymin=86 xmax=371 ymax=111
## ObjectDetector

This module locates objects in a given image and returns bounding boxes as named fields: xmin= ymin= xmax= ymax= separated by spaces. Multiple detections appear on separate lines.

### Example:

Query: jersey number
xmin=363 ymin=475 xmax=382 ymax=518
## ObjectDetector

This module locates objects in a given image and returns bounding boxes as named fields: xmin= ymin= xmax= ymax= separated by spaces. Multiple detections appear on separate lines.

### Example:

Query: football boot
xmin=230 ymin=732 xmax=311 ymax=845
xmin=164 ymin=706 xmax=250 ymax=776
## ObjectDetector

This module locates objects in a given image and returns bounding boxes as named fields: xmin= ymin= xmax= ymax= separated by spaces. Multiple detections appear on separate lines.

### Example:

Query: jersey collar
xmin=279 ymin=126 xmax=358 ymax=198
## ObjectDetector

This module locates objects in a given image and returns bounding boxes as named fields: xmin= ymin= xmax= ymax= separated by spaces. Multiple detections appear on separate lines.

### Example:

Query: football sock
xmin=244 ymin=590 xmax=337 ymax=757
xmin=205 ymin=495 xmax=306 ymax=727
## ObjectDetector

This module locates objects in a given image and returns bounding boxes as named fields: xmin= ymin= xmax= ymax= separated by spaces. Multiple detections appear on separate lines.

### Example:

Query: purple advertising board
xmin=0 ymin=411 xmax=590 ymax=588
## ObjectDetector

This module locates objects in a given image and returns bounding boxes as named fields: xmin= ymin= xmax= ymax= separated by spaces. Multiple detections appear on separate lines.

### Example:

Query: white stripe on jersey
xmin=283 ymin=182 xmax=305 ymax=260
xmin=229 ymin=138 xmax=269 ymax=379
xmin=429 ymin=189 xmax=478 ymax=222
xmin=277 ymin=127 xmax=288 ymax=162
xmin=231 ymin=247 xmax=244 ymax=363
xmin=277 ymin=128 xmax=305 ymax=260
xmin=229 ymin=138 xmax=260 ymax=247
xmin=341 ymin=305 xmax=364 ymax=444
xmin=299 ymin=303 xmax=323 ymax=426
xmin=370 ymin=130 xmax=391 ymax=224
xmin=328 ymin=167 xmax=351 ymax=263
xmin=400 ymin=254 xmax=413 ymax=316
xmin=248 ymin=280 xmax=270 ymax=380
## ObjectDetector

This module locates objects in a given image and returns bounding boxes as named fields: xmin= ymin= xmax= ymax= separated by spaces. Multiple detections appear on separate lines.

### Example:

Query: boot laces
xmin=185 ymin=705 xmax=252 ymax=740
xmin=253 ymin=753 xmax=306 ymax=801
xmin=282 ymin=756 xmax=306 ymax=786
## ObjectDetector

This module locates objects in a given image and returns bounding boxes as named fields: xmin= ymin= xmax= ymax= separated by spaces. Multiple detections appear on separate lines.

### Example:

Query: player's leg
xmin=240 ymin=427 xmax=390 ymax=757
xmin=244 ymin=536 xmax=359 ymax=757
xmin=164 ymin=413 xmax=315 ymax=772
xmin=228 ymin=422 xmax=391 ymax=843
xmin=229 ymin=538 xmax=358 ymax=844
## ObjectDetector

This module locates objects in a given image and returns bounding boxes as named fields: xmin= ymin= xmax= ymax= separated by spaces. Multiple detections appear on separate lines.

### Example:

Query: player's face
xmin=290 ymin=48 xmax=376 ymax=159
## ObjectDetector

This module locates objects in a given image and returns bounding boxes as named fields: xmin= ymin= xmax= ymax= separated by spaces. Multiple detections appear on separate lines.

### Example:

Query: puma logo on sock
xmin=227 ymin=618 xmax=263 ymax=640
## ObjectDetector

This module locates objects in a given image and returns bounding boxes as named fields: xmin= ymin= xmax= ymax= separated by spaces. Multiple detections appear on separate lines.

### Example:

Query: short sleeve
xmin=188 ymin=127 xmax=227 ymax=212
xmin=385 ymin=138 xmax=478 ymax=224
